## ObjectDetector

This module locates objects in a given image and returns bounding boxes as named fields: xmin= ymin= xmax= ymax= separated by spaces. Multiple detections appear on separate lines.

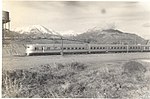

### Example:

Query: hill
xmin=74 ymin=29 xmax=146 ymax=45
xmin=8 ymin=25 xmax=61 ymax=39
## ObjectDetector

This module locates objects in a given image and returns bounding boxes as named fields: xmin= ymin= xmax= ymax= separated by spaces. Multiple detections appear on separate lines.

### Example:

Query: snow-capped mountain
xmin=14 ymin=25 xmax=60 ymax=35
xmin=87 ymin=24 xmax=116 ymax=33
xmin=13 ymin=25 xmax=61 ymax=38
xmin=75 ymin=28 xmax=146 ymax=45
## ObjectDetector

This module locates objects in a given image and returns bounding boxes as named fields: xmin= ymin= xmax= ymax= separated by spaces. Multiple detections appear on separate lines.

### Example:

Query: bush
xmin=122 ymin=61 xmax=147 ymax=81
xmin=123 ymin=61 xmax=146 ymax=74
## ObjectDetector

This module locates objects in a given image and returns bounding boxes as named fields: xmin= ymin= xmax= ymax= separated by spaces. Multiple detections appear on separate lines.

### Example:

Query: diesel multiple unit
xmin=26 ymin=44 xmax=150 ymax=56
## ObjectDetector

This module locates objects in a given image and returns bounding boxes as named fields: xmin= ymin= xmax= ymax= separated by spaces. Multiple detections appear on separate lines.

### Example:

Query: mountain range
xmin=74 ymin=29 xmax=146 ymax=45
xmin=5 ymin=25 xmax=147 ymax=45
xmin=11 ymin=25 xmax=61 ymax=39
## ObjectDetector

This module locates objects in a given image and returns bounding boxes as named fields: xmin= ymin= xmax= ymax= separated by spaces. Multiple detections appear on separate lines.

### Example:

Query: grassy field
xmin=2 ymin=60 xmax=150 ymax=98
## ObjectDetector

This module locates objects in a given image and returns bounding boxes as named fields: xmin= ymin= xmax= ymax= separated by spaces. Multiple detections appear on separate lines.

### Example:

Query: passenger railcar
xmin=26 ymin=44 xmax=150 ymax=56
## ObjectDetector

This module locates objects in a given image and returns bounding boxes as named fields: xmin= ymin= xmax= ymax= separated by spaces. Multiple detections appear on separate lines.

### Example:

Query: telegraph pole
xmin=61 ymin=37 xmax=64 ymax=56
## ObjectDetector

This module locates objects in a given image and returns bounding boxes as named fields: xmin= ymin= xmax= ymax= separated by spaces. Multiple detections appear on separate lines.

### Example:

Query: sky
xmin=2 ymin=1 xmax=150 ymax=39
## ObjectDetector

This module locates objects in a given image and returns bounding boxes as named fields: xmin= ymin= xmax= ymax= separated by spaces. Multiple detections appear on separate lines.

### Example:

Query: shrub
xmin=122 ymin=61 xmax=147 ymax=81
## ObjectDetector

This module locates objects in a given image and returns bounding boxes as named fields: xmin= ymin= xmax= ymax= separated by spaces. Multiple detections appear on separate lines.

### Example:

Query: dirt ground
xmin=2 ymin=52 xmax=150 ymax=70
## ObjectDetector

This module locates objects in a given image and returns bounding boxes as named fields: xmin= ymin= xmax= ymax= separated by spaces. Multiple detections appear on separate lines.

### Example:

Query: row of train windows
xmin=91 ymin=47 xmax=105 ymax=49
xmin=34 ymin=46 xmax=126 ymax=50
xmin=63 ymin=47 xmax=85 ymax=50
xmin=90 ymin=46 xmax=126 ymax=49
xmin=34 ymin=47 xmax=86 ymax=50
xmin=111 ymin=47 xmax=126 ymax=49
xmin=34 ymin=46 xmax=150 ymax=50
xmin=129 ymin=46 xmax=141 ymax=49
xmin=145 ymin=47 xmax=150 ymax=49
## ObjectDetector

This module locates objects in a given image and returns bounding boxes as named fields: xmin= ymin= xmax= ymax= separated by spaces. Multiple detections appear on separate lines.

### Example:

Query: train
xmin=25 ymin=44 xmax=150 ymax=56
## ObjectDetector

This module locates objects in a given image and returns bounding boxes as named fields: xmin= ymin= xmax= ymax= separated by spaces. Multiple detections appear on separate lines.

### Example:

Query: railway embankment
xmin=2 ymin=42 xmax=26 ymax=56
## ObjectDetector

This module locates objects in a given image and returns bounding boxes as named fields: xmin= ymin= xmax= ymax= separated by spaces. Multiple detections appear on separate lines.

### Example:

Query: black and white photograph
xmin=2 ymin=0 xmax=150 ymax=98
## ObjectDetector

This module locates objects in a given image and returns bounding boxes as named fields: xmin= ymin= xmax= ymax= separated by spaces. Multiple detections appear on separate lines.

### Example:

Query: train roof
xmin=26 ymin=44 xmax=150 ymax=46
xmin=26 ymin=44 xmax=87 ymax=47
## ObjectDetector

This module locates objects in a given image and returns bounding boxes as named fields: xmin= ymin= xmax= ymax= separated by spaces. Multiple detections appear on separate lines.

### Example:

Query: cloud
xmin=3 ymin=1 xmax=150 ymax=39
xmin=59 ymin=30 xmax=78 ymax=36
xmin=143 ymin=23 xmax=150 ymax=27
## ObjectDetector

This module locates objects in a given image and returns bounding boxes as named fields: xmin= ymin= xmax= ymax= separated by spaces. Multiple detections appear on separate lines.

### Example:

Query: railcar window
xmin=82 ymin=47 xmax=85 ymax=49
xmin=75 ymin=47 xmax=78 ymax=50
xmin=63 ymin=48 xmax=66 ymax=50
xmin=71 ymin=47 xmax=74 ymax=50
xmin=120 ymin=47 xmax=122 ymax=49
xmin=103 ymin=47 xmax=105 ymax=49
xmin=123 ymin=47 xmax=126 ymax=49
xmin=47 ymin=47 xmax=50 ymax=50
xmin=67 ymin=47 xmax=70 ymax=50
xmin=79 ymin=47 xmax=81 ymax=50
xmin=138 ymin=47 xmax=140 ymax=49
xmin=111 ymin=47 xmax=113 ymax=49
xmin=114 ymin=47 xmax=116 ymax=49
xmin=54 ymin=47 xmax=57 ymax=49
xmin=91 ymin=47 xmax=93 ymax=49
xmin=94 ymin=47 xmax=96 ymax=49
xmin=130 ymin=47 xmax=132 ymax=49
xmin=145 ymin=47 xmax=148 ymax=49
xmin=35 ymin=47 xmax=39 ymax=50
xmin=139 ymin=47 xmax=141 ymax=49
xmin=117 ymin=47 xmax=119 ymax=49
xmin=97 ymin=47 xmax=99 ymax=49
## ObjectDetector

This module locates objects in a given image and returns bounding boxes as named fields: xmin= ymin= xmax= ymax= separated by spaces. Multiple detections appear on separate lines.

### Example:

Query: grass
xmin=2 ymin=61 xmax=150 ymax=98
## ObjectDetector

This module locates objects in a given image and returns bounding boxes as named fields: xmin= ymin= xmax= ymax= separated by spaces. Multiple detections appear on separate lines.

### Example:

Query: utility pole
xmin=61 ymin=37 xmax=64 ymax=56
